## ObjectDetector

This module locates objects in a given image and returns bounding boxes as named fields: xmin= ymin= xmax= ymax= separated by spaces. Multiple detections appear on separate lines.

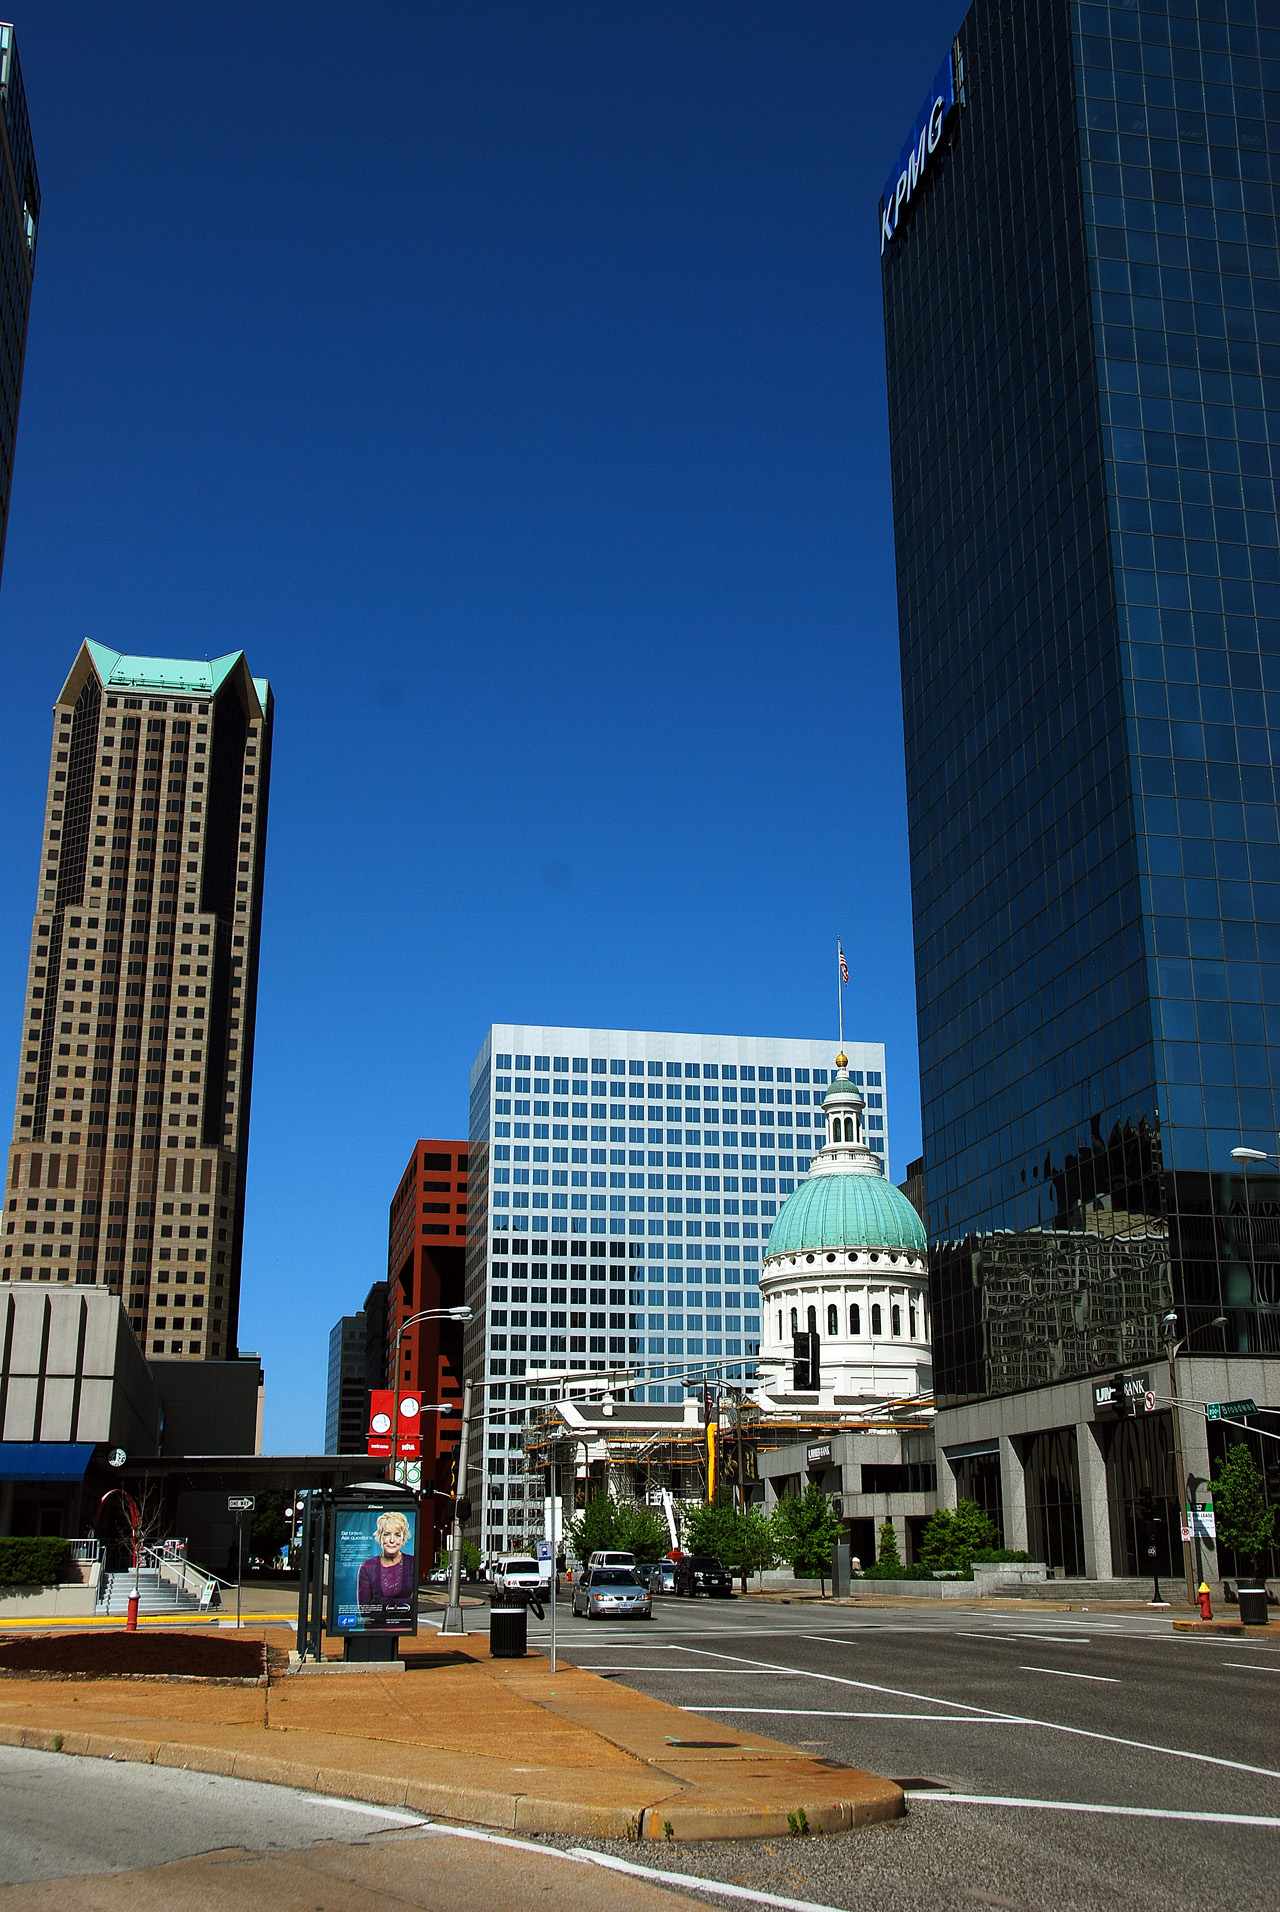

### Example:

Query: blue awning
xmin=0 ymin=1442 xmax=96 ymax=1482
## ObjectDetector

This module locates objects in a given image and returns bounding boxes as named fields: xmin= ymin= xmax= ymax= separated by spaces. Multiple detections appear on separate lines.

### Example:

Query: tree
xmin=771 ymin=1483 xmax=844 ymax=1594
xmin=250 ymin=1492 xmax=289 ymax=1566
xmin=566 ymin=1494 xmax=669 ymax=1565
xmin=876 ymin=1519 xmax=902 ymax=1568
xmin=916 ymin=1500 xmax=999 ymax=1573
xmin=1209 ymin=1442 xmax=1276 ymax=1575
xmin=684 ymin=1500 xmax=776 ymax=1589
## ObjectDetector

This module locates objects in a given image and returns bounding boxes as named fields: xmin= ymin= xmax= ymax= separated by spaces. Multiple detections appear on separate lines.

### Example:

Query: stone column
xmin=935 ymin=1449 xmax=959 ymax=1511
xmin=1077 ymin=1420 xmax=1113 ymax=1581
xmin=999 ymin=1436 xmax=1029 ymax=1553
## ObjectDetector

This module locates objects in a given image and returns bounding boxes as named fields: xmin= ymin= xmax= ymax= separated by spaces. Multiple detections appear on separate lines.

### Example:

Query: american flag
xmin=838 ymin=941 xmax=849 ymax=986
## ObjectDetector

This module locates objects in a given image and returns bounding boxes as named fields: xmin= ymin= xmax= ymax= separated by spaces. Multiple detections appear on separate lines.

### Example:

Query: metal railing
xmin=142 ymin=1544 xmax=228 ymax=1610
xmin=66 ymin=1537 xmax=103 ymax=1564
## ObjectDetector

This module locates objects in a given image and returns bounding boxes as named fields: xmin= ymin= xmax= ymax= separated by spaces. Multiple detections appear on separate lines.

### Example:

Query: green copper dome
xmin=765 ymin=1172 xmax=926 ymax=1258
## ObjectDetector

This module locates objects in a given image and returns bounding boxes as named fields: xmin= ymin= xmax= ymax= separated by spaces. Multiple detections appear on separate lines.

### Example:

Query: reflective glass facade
xmin=0 ymin=24 xmax=38 ymax=581
xmin=883 ymin=0 xmax=1280 ymax=1404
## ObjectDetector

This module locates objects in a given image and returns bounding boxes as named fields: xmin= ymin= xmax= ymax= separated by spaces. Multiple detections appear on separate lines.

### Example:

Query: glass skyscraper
xmin=463 ymin=1023 xmax=889 ymax=1550
xmin=882 ymin=1 xmax=1280 ymax=1571
xmin=0 ymin=23 xmax=38 ymax=583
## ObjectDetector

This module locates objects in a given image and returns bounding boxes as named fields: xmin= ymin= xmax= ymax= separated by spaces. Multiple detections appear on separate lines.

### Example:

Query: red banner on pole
xmin=368 ymin=1388 xmax=394 ymax=1458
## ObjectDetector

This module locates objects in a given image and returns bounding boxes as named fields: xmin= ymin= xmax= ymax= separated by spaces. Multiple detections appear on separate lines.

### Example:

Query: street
xmin=511 ymin=1593 xmax=1280 ymax=1912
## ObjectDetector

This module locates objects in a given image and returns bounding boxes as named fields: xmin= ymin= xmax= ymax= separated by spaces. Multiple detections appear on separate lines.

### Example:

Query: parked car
xmin=673 ymin=1555 xmax=733 ymax=1598
xmin=587 ymin=1550 xmax=636 ymax=1572
xmin=571 ymin=1567 xmax=652 ymax=1620
xmin=641 ymin=1559 xmax=676 ymax=1594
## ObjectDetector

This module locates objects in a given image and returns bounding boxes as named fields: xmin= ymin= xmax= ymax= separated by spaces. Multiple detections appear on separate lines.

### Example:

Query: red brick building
xmin=386 ymin=1139 xmax=468 ymax=1567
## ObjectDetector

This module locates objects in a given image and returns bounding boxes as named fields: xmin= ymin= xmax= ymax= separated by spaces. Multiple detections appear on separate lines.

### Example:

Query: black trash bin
xmin=490 ymin=1605 xmax=528 ymax=1658
xmin=1238 ymin=1587 xmax=1270 ymax=1626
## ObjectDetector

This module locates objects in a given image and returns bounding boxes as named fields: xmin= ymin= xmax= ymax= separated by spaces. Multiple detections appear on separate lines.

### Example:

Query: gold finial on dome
xmin=835 ymin=1051 xmax=848 ymax=1069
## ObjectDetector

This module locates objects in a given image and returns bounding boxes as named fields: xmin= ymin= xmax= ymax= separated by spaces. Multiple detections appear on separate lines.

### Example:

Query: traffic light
xmin=793 ymin=1331 xmax=820 ymax=1392
xmin=1112 ymin=1372 xmax=1133 ymax=1419
xmin=455 ymin=1496 xmax=472 ymax=1525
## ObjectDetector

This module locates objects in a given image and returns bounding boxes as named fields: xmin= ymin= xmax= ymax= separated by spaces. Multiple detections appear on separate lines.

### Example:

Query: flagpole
xmin=837 ymin=939 xmax=844 ymax=1049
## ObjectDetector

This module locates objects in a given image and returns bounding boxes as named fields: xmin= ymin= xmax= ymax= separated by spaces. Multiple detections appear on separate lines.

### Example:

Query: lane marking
xmin=568 ymin=1842 xmax=854 ymax=1912
xmin=1224 ymin=1661 xmax=1280 ymax=1673
xmin=299 ymin=1796 xmax=427 ymax=1825
xmin=907 ymin=1793 xmax=1280 ymax=1829
xmin=663 ymin=1643 xmax=1280 ymax=1781
xmin=412 ymin=1818 xmax=853 ymax=1912
xmin=1020 ymin=1667 xmax=1118 ymax=1684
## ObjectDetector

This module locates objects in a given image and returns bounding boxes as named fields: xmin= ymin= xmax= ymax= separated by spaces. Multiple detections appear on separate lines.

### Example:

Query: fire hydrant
xmin=1197 ymin=1582 xmax=1213 ymax=1620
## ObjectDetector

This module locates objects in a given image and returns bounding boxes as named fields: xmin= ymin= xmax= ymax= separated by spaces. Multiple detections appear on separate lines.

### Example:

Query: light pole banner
xmin=326 ymin=1502 xmax=420 ymax=1635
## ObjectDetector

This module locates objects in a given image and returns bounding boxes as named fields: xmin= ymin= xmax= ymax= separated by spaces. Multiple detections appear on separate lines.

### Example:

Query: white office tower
xmin=463 ymin=1024 xmax=890 ymax=1551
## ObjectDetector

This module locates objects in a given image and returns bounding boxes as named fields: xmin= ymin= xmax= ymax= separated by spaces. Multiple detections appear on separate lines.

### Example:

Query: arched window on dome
xmin=789 ymin=1307 xmax=798 ymax=1336
xmin=827 ymin=1304 xmax=838 ymax=1336
xmin=778 ymin=1311 xmax=784 ymax=1341
xmin=909 ymin=1302 xmax=917 ymax=1338
xmin=850 ymin=1303 xmax=861 ymax=1335
xmin=807 ymin=1305 xmax=817 ymax=1336
xmin=844 ymin=1117 xmax=855 ymax=1141
xmin=831 ymin=1118 xmax=840 ymax=1143
xmin=891 ymin=1304 xmax=901 ymax=1336
xmin=871 ymin=1302 xmax=882 ymax=1336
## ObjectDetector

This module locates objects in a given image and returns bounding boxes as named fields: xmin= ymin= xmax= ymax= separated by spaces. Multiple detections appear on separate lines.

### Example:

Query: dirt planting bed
xmin=0 ymin=1630 xmax=266 ymax=1680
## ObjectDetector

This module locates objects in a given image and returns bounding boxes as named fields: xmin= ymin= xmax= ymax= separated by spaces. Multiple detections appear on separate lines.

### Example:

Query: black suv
xmin=674 ymin=1554 xmax=733 ymax=1598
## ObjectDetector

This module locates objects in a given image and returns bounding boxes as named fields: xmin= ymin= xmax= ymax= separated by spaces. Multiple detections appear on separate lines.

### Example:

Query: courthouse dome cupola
xmin=754 ymin=1052 xmax=931 ymax=1407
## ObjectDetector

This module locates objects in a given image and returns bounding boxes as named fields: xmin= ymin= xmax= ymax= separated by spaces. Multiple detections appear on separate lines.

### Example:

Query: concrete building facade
xmin=5 ymin=643 xmax=272 ymax=1367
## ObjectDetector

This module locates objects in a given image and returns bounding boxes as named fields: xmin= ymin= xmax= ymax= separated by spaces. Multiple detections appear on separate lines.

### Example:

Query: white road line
xmin=568 ymin=1843 xmax=854 ymax=1912
xmin=665 ymin=1643 xmax=1280 ymax=1781
xmin=1224 ymin=1661 xmax=1280 ymax=1673
xmin=414 ymin=1819 xmax=853 ymax=1912
xmin=907 ymin=1794 xmax=1280 ymax=1829
xmin=564 ymin=1666 xmax=804 ymax=1675
xmin=1020 ymin=1667 xmax=1118 ymax=1683
xmin=299 ymin=1796 xmax=427 ymax=1825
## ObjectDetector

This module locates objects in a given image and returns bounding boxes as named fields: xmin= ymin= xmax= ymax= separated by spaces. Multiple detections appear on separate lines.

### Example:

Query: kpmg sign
xmin=880 ymin=52 xmax=957 ymax=253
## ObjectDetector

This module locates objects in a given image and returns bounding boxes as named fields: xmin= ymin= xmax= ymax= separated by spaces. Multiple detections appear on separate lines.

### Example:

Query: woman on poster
xmin=356 ymin=1510 xmax=415 ymax=1629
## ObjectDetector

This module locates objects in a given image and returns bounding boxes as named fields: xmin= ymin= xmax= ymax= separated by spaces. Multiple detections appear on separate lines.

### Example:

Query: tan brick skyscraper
xmin=5 ymin=641 xmax=272 ymax=1363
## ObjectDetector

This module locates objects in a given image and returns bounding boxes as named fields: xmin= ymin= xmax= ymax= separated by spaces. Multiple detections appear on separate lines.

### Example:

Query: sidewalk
xmin=0 ymin=1628 xmax=903 ymax=1843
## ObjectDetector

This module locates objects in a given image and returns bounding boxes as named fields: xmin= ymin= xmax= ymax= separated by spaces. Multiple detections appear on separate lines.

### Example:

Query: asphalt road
xmin=511 ymin=1594 xmax=1280 ymax=1912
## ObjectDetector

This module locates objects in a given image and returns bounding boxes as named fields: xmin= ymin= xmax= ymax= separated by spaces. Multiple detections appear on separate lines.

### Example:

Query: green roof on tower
xmin=765 ymin=1170 xmax=926 ymax=1258
xmin=83 ymin=640 xmax=269 ymax=709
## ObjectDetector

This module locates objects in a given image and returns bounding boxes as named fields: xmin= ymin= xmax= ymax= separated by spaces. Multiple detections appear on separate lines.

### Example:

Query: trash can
xmin=490 ymin=1605 xmax=528 ymax=1658
xmin=1237 ymin=1587 xmax=1270 ymax=1626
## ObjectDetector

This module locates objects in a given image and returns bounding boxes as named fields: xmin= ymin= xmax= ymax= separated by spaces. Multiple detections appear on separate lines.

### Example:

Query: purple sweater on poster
xmin=356 ymin=1553 xmax=415 ymax=1627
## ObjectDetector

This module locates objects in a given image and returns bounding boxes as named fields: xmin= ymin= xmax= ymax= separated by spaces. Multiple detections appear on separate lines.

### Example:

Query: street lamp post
xmin=1162 ymin=1307 xmax=1228 ymax=1603
xmin=442 ymin=1375 xmax=476 ymax=1634
xmin=387 ymin=1306 xmax=473 ymax=1467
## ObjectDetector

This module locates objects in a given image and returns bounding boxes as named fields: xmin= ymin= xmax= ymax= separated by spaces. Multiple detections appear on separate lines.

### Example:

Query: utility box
xmin=831 ymin=1539 xmax=851 ymax=1598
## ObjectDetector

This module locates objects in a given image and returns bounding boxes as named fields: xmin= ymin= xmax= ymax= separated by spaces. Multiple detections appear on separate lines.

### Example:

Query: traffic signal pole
xmin=1166 ymin=1344 xmax=1196 ymax=1605
xmin=442 ymin=1376 xmax=474 ymax=1635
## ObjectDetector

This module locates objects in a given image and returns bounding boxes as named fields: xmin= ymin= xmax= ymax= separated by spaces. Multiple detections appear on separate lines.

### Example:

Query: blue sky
xmin=1 ymin=2 xmax=963 ymax=1449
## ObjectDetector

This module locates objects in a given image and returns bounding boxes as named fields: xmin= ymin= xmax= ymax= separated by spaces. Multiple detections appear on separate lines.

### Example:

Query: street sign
xmin=536 ymin=1540 xmax=552 ymax=1561
xmin=1093 ymin=1373 xmax=1149 ymax=1412
xmin=228 ymin=1495 xmax=255 ymax=1512
xmin=1206 ymin=1398 xmax=1258 ymax=1421
xmin=1181 ymin=1509 xmax=1216 ymax=1542
xmin=1143 ymin=1391 xmax=1156 ymax=1414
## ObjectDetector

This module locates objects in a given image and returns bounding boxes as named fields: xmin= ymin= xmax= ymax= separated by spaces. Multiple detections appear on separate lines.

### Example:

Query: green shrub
xmin=0 ymin=1536 xmax=70 ymax=1586
xmin=859 ymin=1560 xmax=916 ymax=1579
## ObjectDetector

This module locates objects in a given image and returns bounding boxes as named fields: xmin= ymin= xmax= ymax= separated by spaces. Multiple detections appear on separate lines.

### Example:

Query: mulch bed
xmin=0 ymin=1631 xmax=266 ymax=1681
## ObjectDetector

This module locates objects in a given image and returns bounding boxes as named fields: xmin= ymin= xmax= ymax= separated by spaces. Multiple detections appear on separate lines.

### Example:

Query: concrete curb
xmin=0 ymin=1716 xmax=903 ymax=1843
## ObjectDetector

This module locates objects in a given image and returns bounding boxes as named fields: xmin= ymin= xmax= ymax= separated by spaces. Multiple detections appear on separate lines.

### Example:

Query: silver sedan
xmin=570 ymin=1568 xmax=652 ymax=1619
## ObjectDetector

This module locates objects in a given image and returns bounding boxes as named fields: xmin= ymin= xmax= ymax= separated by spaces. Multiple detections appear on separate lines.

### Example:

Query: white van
xmin=587 ymin=1550 xmax=636 ymax=1572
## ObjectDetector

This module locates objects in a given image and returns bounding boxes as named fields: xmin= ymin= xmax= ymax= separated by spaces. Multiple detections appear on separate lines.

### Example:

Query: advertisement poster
xmin=327 ymin=1502 xmax=420 ymax=1635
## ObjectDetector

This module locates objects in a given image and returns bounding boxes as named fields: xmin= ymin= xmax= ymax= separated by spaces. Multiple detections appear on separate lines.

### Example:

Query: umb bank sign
xmin=879 ymin=49 xmax=960 ymax=253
